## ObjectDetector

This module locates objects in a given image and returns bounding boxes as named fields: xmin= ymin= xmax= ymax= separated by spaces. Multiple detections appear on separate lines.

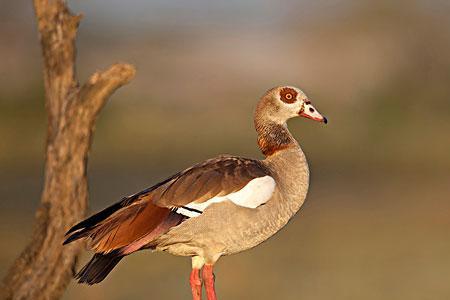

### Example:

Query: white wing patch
xmin=174 ymin=176 xmax=276 ymax=218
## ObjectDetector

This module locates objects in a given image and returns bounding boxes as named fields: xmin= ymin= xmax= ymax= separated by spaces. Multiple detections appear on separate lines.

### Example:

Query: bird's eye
xmin=309 ymin=107 xmax=315 ymax=113
xmin=279 ymin=87 xmax=298 ymax=103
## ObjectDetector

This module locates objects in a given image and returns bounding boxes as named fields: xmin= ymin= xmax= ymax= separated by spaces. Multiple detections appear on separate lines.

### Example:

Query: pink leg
xmin=190 ymin=268 xmax=202 ymax=300
xmin=202 ymin=264 xmax=217 ymax=300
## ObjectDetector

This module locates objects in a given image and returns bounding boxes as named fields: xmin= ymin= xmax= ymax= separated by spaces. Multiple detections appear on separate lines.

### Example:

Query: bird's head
xmin=256 ymin=85 xmax=327 ymax=125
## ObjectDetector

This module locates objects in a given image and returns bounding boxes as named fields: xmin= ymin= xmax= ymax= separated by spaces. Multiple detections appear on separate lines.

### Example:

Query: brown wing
xmin=152 ymin=155 xmax=271 ymax=207
xmin=64 ymin=155 xmax=270 ymax=254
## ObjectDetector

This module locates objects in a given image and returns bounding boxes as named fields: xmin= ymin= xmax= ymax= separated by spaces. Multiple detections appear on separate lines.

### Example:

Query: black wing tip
xmin=63 ymin=228 xmax=89 ymax=245
xmin=65 ymin=223 xmax=83 ymax=236
xmin=64 ymin=194 xmax=140 ymax=239
xmin=62 ymin=235 xmax=77 ymax=245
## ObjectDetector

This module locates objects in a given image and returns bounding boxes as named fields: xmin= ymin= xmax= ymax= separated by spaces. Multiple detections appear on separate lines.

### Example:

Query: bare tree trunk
xmin=1 ymin=1 xmax=135 ymax=299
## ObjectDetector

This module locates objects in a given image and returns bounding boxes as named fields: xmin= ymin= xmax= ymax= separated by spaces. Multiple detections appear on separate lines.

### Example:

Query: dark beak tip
xmin=323 ymin=116 xmax=328 ymax=124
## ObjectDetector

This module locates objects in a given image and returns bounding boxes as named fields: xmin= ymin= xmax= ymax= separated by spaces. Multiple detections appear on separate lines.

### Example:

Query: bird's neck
xmin=255 ymin=118 xmax=309 ymax=215
xmin=255 ymin=119 xmax=298 ymax=157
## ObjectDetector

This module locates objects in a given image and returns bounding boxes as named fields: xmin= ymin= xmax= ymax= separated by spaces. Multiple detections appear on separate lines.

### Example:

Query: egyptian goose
xmin=64 ymin=86 xmax=327 ymax=299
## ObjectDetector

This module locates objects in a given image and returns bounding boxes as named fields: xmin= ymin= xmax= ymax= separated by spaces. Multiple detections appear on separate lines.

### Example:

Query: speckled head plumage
xmin=255 ymin=85 xmax=327 ymax=125
xmin=255 ymin=85 xmax=327 ymax=156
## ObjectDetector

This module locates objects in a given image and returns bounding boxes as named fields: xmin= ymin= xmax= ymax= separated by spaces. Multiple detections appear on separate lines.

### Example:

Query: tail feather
xmin=76 ymin=252 xmax=124 ymax=285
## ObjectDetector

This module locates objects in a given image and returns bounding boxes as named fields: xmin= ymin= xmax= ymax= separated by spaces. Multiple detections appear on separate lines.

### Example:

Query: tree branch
xmin=79 ymin=63 xmax=136 ymax=118
xmin=34 ymin=0 xmax=81 ymax=133
xmin=0 ymin=1 xmax=136 ymax=299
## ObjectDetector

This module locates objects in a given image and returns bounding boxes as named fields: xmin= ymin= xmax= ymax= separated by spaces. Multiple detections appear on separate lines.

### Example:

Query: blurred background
xmin=1 ymin=0 xmax=450 ymax=299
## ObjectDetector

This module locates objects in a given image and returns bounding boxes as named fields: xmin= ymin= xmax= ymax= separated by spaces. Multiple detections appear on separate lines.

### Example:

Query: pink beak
xmin=299 ymin=111 xmax=328 ymax=123
xmin=299 ymin=102 xmax=328 ymax=124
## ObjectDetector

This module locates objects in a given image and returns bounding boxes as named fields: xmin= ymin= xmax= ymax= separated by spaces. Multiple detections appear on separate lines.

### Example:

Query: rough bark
xmin=1 ymin=1 xmax=135 ymax=299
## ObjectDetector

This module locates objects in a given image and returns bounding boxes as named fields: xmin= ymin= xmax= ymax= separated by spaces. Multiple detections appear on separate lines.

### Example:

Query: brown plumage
xmin=64 ymin=85 xmax=327 ymax=299
xmin=64 ymin=156 xmax=271 ymax=283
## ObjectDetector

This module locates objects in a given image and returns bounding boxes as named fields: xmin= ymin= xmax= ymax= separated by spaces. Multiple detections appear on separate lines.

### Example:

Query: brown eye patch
xmin=279 ymin=87 xmax=298 ymax=104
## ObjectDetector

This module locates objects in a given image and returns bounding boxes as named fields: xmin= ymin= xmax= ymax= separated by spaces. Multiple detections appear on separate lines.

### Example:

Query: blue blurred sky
xmin=69 ymin=0 xmax=347 ymax=30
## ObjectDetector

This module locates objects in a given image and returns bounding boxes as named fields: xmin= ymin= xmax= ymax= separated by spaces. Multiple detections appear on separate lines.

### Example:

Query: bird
xmin=63 ymin=85 xmax=327 ymax=300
